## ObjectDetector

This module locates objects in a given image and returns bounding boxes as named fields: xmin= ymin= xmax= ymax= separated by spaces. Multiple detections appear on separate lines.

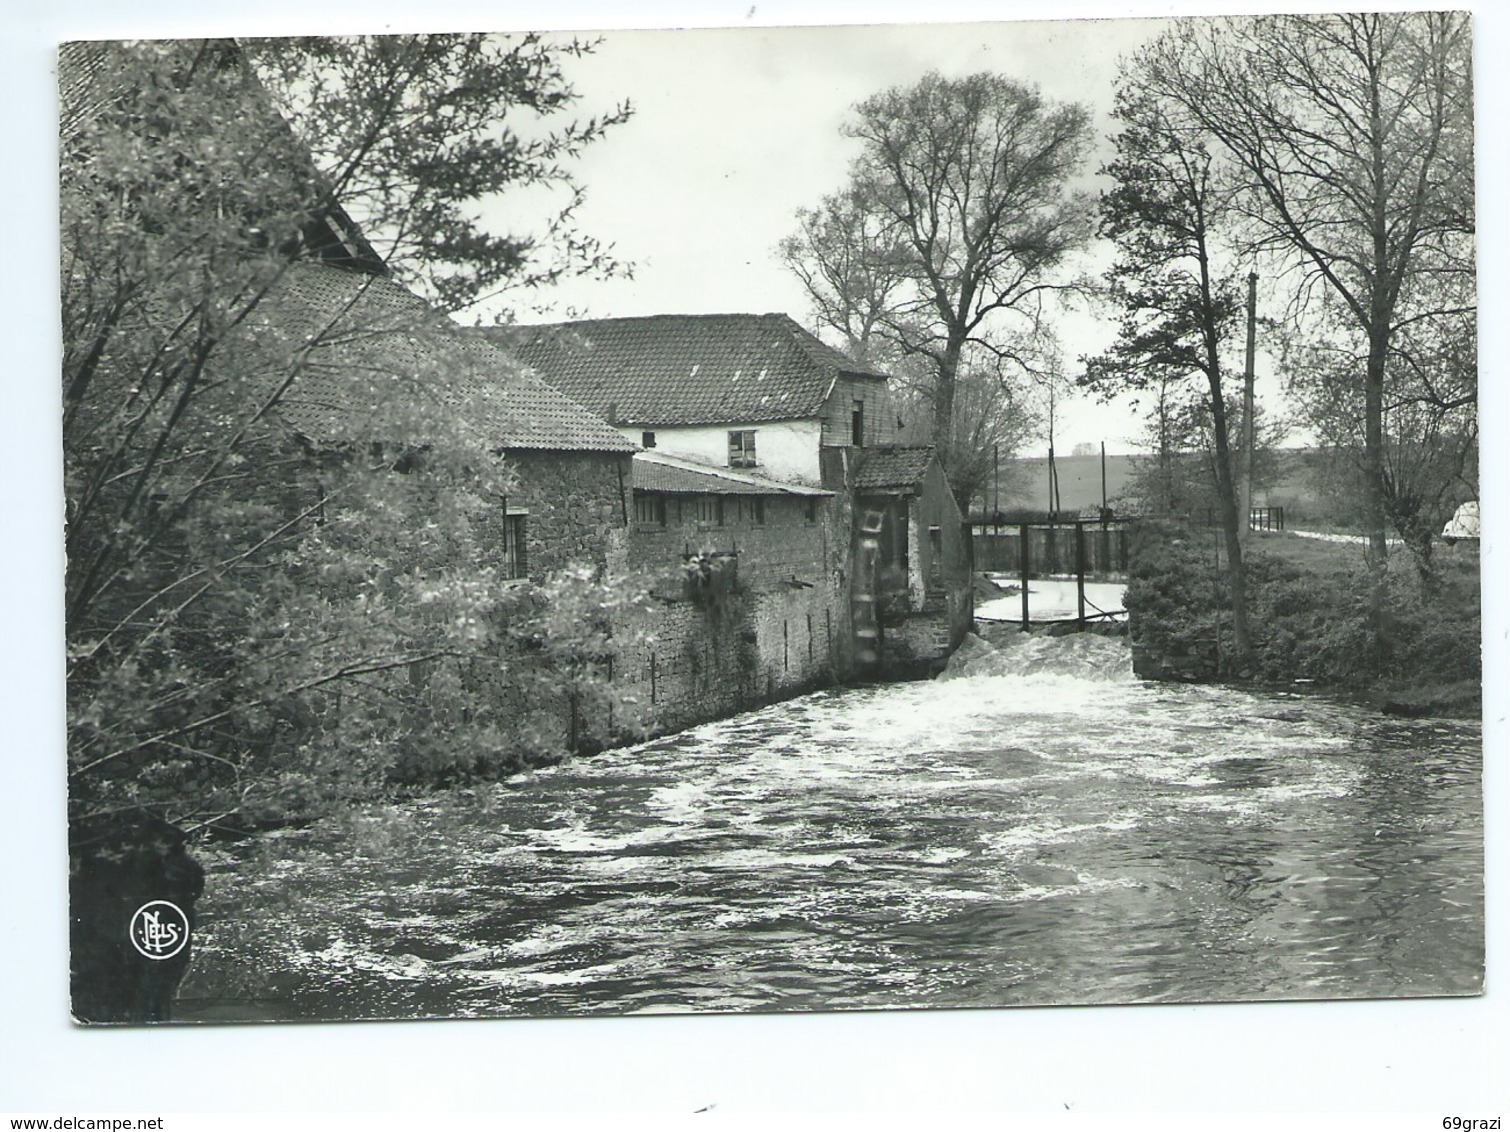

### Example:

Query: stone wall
xmin=615 ymin=490 xmax=855 ymax=734
xmin=614 ymin=577 xmax=847 ymax=735
xmin=628 ymin=494 xmax=839 ymax=591
xmin=500 ymin=449 xmax=633 ymax=577
xmin=878 ymin=589 xmax=975 ymax=680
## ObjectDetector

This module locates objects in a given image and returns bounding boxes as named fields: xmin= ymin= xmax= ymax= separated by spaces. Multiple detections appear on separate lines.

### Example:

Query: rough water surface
xmin=178 ymin=635 xmax=1483 ymax=1022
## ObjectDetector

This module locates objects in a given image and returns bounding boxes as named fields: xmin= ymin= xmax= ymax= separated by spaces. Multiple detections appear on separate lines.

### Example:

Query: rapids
xmin=178 ymin=634 xmax=1483 ymax=1021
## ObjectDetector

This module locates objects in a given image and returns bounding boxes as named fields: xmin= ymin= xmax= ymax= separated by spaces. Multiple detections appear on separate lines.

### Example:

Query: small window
xmin=804 ymin=498 xmax=819 ymax=524
xmin=695 ymin=495 xmax=724 ymax=526
xmin=851 ymin=399 xmax=865 ymax=447
xmin=635 ymin=493 xmax=666 ymax=527
xmin=749 ymin=497 xmax=766 ymax=526
xmin=728 ymin=430 xmax=757 ymax=468
xmin=641 ymin=431 xmax=656 ymax=449
xmin=503 ymin=513 xmax=528 ymax=580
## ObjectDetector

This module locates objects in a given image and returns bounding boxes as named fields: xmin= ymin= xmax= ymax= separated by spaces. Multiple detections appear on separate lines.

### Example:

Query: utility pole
xmin=993 ymin=442 xmax=1000 ymax=570
xmin=1045 ymin=382 xmax=1058 ymax=516
xmin=1239 ymin=271 xmax=1258 ymax=545
xmin=1100 ymin=441 xmax=1108 ymax=515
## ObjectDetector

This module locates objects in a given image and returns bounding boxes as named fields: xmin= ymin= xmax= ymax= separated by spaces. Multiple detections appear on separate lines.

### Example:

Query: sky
xmin=4 ymin=0 xmax=1507 ymax=1116
xmin=476 ymin=17 xmax=1199 ymax=455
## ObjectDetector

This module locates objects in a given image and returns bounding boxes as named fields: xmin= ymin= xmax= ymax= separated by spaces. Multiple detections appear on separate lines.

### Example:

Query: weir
xmin=972 ymin=517 xmax=1133 ymax=629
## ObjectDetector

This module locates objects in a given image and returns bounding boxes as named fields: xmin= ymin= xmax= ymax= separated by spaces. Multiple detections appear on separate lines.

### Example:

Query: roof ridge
xmin=773 ymin=316 xmax=892 ymax=380
xmin=507 ymin=312 xmax=804 ymax=330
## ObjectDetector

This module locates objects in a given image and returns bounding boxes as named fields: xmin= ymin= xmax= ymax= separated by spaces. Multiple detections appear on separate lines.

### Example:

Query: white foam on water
xmin=979 ymin=814 xmax=1142 ymax=856
xmin=916 ymin=847 xmax=971 ymax=865
xmin=695 ymin=847 xmax=868 ymax=871
xmin=525 ymin=822 xmax=694 ymax=855
xmin=645 ymin=780 xmax=713 ymax=823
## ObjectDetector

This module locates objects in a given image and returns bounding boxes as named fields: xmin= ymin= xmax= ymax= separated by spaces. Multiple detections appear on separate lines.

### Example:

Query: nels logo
xmin=129 ymin=900 xmax=190 ymax=961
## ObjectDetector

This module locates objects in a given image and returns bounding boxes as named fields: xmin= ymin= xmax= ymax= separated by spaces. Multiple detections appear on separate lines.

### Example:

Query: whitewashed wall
xmin=618 ymin=419 xmax=823 ymax=484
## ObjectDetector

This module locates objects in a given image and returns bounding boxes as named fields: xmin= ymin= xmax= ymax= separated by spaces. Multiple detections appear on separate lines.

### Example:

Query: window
xmin=748 ymin=497 xmax=766 ymax=526
xmin=804 ymin=498 xmax=819 ymax=524
xmin=635 ymin=493 xmax=666 ymax=527
xmin=694 ymin=495 xmax=724 ymax=526
xmin=503 ymin=513 xmax=528 ymax=580
xmin=641 ymin=431 xmax=656 ymax=449
xmin=851 ymin=399 xmax=865 ymax=447
xmin=728 ymin=430 xmax=757 ymax=468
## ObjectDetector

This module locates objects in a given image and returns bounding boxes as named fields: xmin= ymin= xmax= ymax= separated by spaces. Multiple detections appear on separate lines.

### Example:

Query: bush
xmin=1127 ymin=521 xmax=1480 ymax=710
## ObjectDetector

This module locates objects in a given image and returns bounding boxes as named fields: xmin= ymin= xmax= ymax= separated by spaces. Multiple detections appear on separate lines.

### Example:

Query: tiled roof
xmin=484 ymin=314 xmax=890 ymax=427
xmin=633 ymin=452 xmax=831 ymax=497
xmin=245 ymin=263 xmax=634 ymax=453
xmin=853 ymin=446 xmax=937 ymax=490
xmin=59 ymin=42 xmax=113 ymax=140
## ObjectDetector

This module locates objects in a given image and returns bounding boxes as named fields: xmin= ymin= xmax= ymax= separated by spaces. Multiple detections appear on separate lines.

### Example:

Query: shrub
xmin=1127 ymin=522 xmax=1480 ymax=705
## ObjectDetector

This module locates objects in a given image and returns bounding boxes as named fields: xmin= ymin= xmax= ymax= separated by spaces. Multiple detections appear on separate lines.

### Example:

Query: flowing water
xmin=179 ymin=634 xmax=1483 ymax=1022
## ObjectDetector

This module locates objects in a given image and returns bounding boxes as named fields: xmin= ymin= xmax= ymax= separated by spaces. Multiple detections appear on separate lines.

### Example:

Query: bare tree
xmin=777 ymin=187 xmax=911 ymax=368
xmin=1136 ymin=12 xmax=1475 ymax=571
xmin=781 ymin=71 xmax=1095 ymax=495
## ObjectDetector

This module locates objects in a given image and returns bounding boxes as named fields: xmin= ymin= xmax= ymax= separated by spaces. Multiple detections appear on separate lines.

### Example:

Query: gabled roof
xmin=633 ymin=451 xmax=832 ymax=497
xmin=248 ymin=263 xmax=634 ymax=454
xmin=484 ymin=314 xmax=891 ymax=428
xmin=853 ymin=446 xmax=937 ymax=490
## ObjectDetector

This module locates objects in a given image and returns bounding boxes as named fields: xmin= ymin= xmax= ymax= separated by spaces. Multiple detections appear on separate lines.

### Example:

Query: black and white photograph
xmin=7 ymin=0 xmax=1506 ymax=1115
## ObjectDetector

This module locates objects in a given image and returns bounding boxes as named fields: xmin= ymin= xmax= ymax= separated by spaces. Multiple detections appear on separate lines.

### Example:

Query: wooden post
xmin=993 ymin=443 xmax=1000 ymax=569
xmin=1075 ymin=521 xmax=1086 ymax=628
xmin=1020 ymin=521 xmax=1031 ymax=629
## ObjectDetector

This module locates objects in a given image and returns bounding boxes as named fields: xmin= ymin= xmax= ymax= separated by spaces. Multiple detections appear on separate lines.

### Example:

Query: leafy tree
xmin=1083 ymin=83 xmax=1254 ymax=660
xmin=781 ymin=71 xmax=1095 ymax=500
xmin=1134 ymin=12 xmax=1475 ymax=571
xmin=247 ymin=35 xmax=632 ymax=314
xmin=62 ymin=36 xmax=643 ymax=834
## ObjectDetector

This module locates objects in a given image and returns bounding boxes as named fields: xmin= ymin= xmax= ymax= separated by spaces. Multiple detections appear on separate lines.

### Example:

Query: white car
xmin=1441 ymin=500 xmax=1479 ymax=544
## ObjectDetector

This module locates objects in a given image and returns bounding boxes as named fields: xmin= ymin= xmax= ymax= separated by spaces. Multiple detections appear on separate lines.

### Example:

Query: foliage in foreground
xmin=61 ymin=37 xmax=639 ymax=833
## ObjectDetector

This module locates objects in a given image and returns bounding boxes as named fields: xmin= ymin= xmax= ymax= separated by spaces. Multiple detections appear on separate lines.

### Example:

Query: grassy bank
xmin=1127 ymin=524 xmax=1481 ymax=718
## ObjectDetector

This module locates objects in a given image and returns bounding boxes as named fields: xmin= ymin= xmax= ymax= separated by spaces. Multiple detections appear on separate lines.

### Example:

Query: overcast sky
xmin=485 ymin=18 xmax=1182 ymax=455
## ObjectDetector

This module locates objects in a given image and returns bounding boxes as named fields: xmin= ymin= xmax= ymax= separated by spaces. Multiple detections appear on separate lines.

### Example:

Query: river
xmin=177 ymin=633 xmax=1483 ymax=1022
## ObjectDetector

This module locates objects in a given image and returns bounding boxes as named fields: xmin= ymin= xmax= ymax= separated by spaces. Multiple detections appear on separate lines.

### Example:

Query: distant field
xmin=1243 ymin=530 xmax=1480 ymax=578
xmin=991 ymin=448 xmax=1332 ymax=516
xmin=1247 ymin=530 xmax=1375 ymax=573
